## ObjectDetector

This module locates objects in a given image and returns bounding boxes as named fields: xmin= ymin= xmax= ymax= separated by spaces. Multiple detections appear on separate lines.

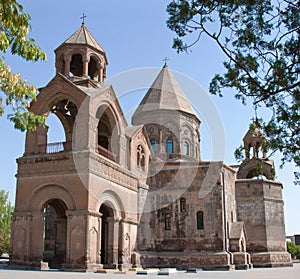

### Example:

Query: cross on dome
xmin=163 ymin=57 xmax=169 ymax=67
xmin=80 ymin=13 xmax=87 ymax=24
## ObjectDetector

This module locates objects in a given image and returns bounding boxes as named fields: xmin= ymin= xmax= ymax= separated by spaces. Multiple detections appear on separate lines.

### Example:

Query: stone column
xmin=30 ymin=211 xmax=45 ymax=264
xmin=159 ymin=128 xmax=163 ymax=153
xmin=86 ymin=213 xmax=102 ymax=267
xmin=119 ymin=220 xmax=124 ymax=266
xmin=24 ymin=214 xmax=32 ymax=262
xmin=97 ymin=214 xmax=102 ymax=264
xmin=83 ymin=57 xmax=89 ymax=77
xmin=56 ymin=217 xmax=67 ymax=265
xmin=98 ymin=62 xmax=105 ymax=83
xmin=65 ymin=211 xmax=87 ymax=269
xmin=64 ymin=56 xmax=71 ymax=77
xmin=107 ymin=217 xmax=121 ymax=267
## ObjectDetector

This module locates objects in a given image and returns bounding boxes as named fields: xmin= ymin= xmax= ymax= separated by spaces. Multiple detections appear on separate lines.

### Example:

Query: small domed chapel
xmin=10 ymin=24 xmax=292 ymax=271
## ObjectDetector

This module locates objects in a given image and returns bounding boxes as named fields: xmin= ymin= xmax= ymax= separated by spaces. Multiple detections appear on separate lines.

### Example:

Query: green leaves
xmin=287 ymin=242 xmax=300 ymax=259
xmin=0 ymin=0 xmax=46 ymax=132
xmin=0 ymin=189 xmax=14 ymax=255
xmin=167 ymin=0 xmax=300 ymax=182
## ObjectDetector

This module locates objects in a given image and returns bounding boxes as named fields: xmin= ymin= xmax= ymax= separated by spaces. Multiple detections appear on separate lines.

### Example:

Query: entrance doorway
xmin=100 ymin=204 xmax=114 ymax=266
xmin=43 ymin=199 xmax=67 ymax=268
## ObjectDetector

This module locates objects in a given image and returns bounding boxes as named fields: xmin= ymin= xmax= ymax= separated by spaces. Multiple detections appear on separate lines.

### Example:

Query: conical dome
xmin=132 ymin=65 xmax=199 ymax=120
xmin=57 ymin=23 xmax=107 ymax=58
xmin=132 ymin=64 xmax=201 ymax=161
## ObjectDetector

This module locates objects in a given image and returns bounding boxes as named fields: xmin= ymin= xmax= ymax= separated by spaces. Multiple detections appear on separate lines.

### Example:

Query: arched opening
xmin=246 ymin=168 xmax=268 ymax=179
xmin=166 ymin=139 xmax=174 ymax=154
xmin=183 ymin=141 xmax=189 ymax=156
xmin=45 ymin=113 xmax=65 ymax=153
xmin=45 ymin=99 xmax=77 ymax=153
xmin=96 ymin=106 xmax=119 ymax=162
xmin=70 ymin=54 xmax=83 ymax=77
xmin=180 ymin=198 xmax=186 ymax=212
xmin=197 ymin=211 xmax=204 ymax=230
xmin=43 ymin=199 xmax=67 ymax=269
xmin=98 ymin=118 xmax=110 ymax=150
xmin=88 ymin=56 xmax=98 ymax=80
xmin=137 ymin=144 xmax=145 ymax=170
xmin=99 ymin=204 xmax=114 ymax=266
xmin=150 ymin=139 xmax=156 ymax=153
xmin=164 ymin=213 xmax=171 ymax=230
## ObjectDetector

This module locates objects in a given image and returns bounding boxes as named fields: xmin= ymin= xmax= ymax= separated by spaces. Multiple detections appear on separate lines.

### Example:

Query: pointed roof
xmin=133 ymin=65 xmax=199 ymax=120
xmin=56 ymin=24 xmax=107 ymax=58
xmin=243 ymin=123 xmax=265 ymax=143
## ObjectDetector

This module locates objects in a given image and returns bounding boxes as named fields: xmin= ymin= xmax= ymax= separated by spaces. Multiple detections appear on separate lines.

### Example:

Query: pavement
xmin=0 ymin=264 xmax=300 ymax=279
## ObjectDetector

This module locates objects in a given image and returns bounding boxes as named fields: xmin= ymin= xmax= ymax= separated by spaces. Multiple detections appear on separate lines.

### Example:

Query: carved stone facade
xmin=10 ymin=24 xmax=291 ymax=271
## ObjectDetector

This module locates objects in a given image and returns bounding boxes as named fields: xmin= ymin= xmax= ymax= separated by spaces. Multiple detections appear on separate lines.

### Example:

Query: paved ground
xmin=0 ymin=264 xmax=300 ymax=279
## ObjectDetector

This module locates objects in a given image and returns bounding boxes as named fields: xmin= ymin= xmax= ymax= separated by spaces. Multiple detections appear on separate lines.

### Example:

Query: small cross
xmin=80 ymin=13 xmax=87 ymax=24
xmin=163 ymin=57 xmax=169 ymax=66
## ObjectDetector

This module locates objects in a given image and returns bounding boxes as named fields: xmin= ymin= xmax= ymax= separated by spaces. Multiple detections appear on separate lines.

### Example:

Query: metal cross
xmin=81 ymin=13 xmax=87 ymax=24
xmin=163 ymin=57 xmax=169 ymax=66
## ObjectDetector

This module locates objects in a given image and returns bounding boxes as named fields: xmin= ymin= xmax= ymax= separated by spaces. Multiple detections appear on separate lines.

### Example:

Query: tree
xmin=0 ymin=190 xmax=14 ymax=255
xmin=167 ymin=1 xmax=300 ymax=182
xmin=0 ymin=0 xmax=46 ymax=131
xmin=287 ymin=241 xmax=300 ymax=259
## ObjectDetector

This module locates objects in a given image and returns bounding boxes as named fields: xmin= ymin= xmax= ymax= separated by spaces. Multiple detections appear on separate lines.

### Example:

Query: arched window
xmin=183 ymin=141 xmax=189 ymax=155
xmin=164 ymin=213 xmax=171 ymax=230
xmin=197 ymin=211 xmax=204 ymax=230
xmin=137 ymin=145 xmax=145 ymax=170
xmin=150 ymin=139 xmax=156 ymax=153
xmin=166 ymin=139 xmax=173 ymax=154
xmin=88 ymin=56 xmax=98 ymax=80
xmin=70 ymin=54 xmax=83 ymax=76
xmin=180 ymin=198 xmax=186 ymax=212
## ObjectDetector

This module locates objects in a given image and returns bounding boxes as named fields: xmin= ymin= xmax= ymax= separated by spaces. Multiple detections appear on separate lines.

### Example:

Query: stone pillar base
xmin=231 ymin=252 xmax=252 ymax=270
xmin=61 ymin=263 xmax=103 ymax=272
xmin=251 ymin=252 xmax=292 ymax=268
xmin=140 ymin=251 xmax=234 ymax=271
xmin=9 ymin=260 xmax=49 ymax=270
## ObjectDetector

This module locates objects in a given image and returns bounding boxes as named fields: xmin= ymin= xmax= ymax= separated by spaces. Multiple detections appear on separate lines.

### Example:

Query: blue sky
xmin=0 ymin=0 xmax=299 ymax=235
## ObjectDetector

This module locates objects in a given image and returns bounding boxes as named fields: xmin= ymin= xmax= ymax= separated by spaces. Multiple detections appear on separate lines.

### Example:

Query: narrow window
xmin=197 ymin=211 xmax=204 ymax=230
xmin=150 ymin=139 xmax=156 ymax=153
xmin=183 ymin=141 xmax=189 ymax=155
xmin=164 ymin=213 xmax=171 ymax=230
xmin=166 ymin=139 xmax=173 ymax=154
xmin=137 ymin=145 xmax=145 ymax=170
xmin=180 ymin=198 xmax=186 ymax=212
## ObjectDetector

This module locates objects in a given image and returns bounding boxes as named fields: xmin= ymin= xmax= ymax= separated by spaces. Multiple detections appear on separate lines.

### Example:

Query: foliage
xmin=0 ymin=190 xmax=14 ymax=255
xmin=287 ymin=241 xmax=300 ymax=259
xmin=167 ymin=0 xmax=300 ymax=182
xmin=0 ymin=0 xmax=46 ymax=131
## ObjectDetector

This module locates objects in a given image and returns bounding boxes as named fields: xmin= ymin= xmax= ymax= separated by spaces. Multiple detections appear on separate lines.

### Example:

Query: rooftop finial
xmin=80 ymin=13 xmax=87 ymax=25
xmin=163 ymin=57 xmax=169 ymax=67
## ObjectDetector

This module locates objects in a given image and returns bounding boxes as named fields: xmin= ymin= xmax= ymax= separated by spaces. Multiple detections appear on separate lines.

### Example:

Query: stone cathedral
xmin=10 ymin=24 xmax=292 ymax=271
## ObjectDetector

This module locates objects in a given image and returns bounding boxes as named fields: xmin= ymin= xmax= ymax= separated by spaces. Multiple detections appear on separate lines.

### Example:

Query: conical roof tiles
xmin=60 ymin=23 xmax=106 ymax=53
xmin=134 ymin=65 xmax=198 ymax=118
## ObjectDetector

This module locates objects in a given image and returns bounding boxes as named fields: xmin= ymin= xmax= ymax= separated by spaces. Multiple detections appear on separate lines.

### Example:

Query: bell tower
xmin=55 ymin=23 xmax=108 ymax=85
xmin=10 ymin=23 xmax=149 ymax=272
xmin=235 ymin=123 xmax=291 ymax=267
xmin=237 ymin=123 xmax=274 ymax=180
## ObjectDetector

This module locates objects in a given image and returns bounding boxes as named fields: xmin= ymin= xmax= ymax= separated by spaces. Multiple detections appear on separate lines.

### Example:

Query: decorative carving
xmin=90 ymin=153 xmax=138 ymax=192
